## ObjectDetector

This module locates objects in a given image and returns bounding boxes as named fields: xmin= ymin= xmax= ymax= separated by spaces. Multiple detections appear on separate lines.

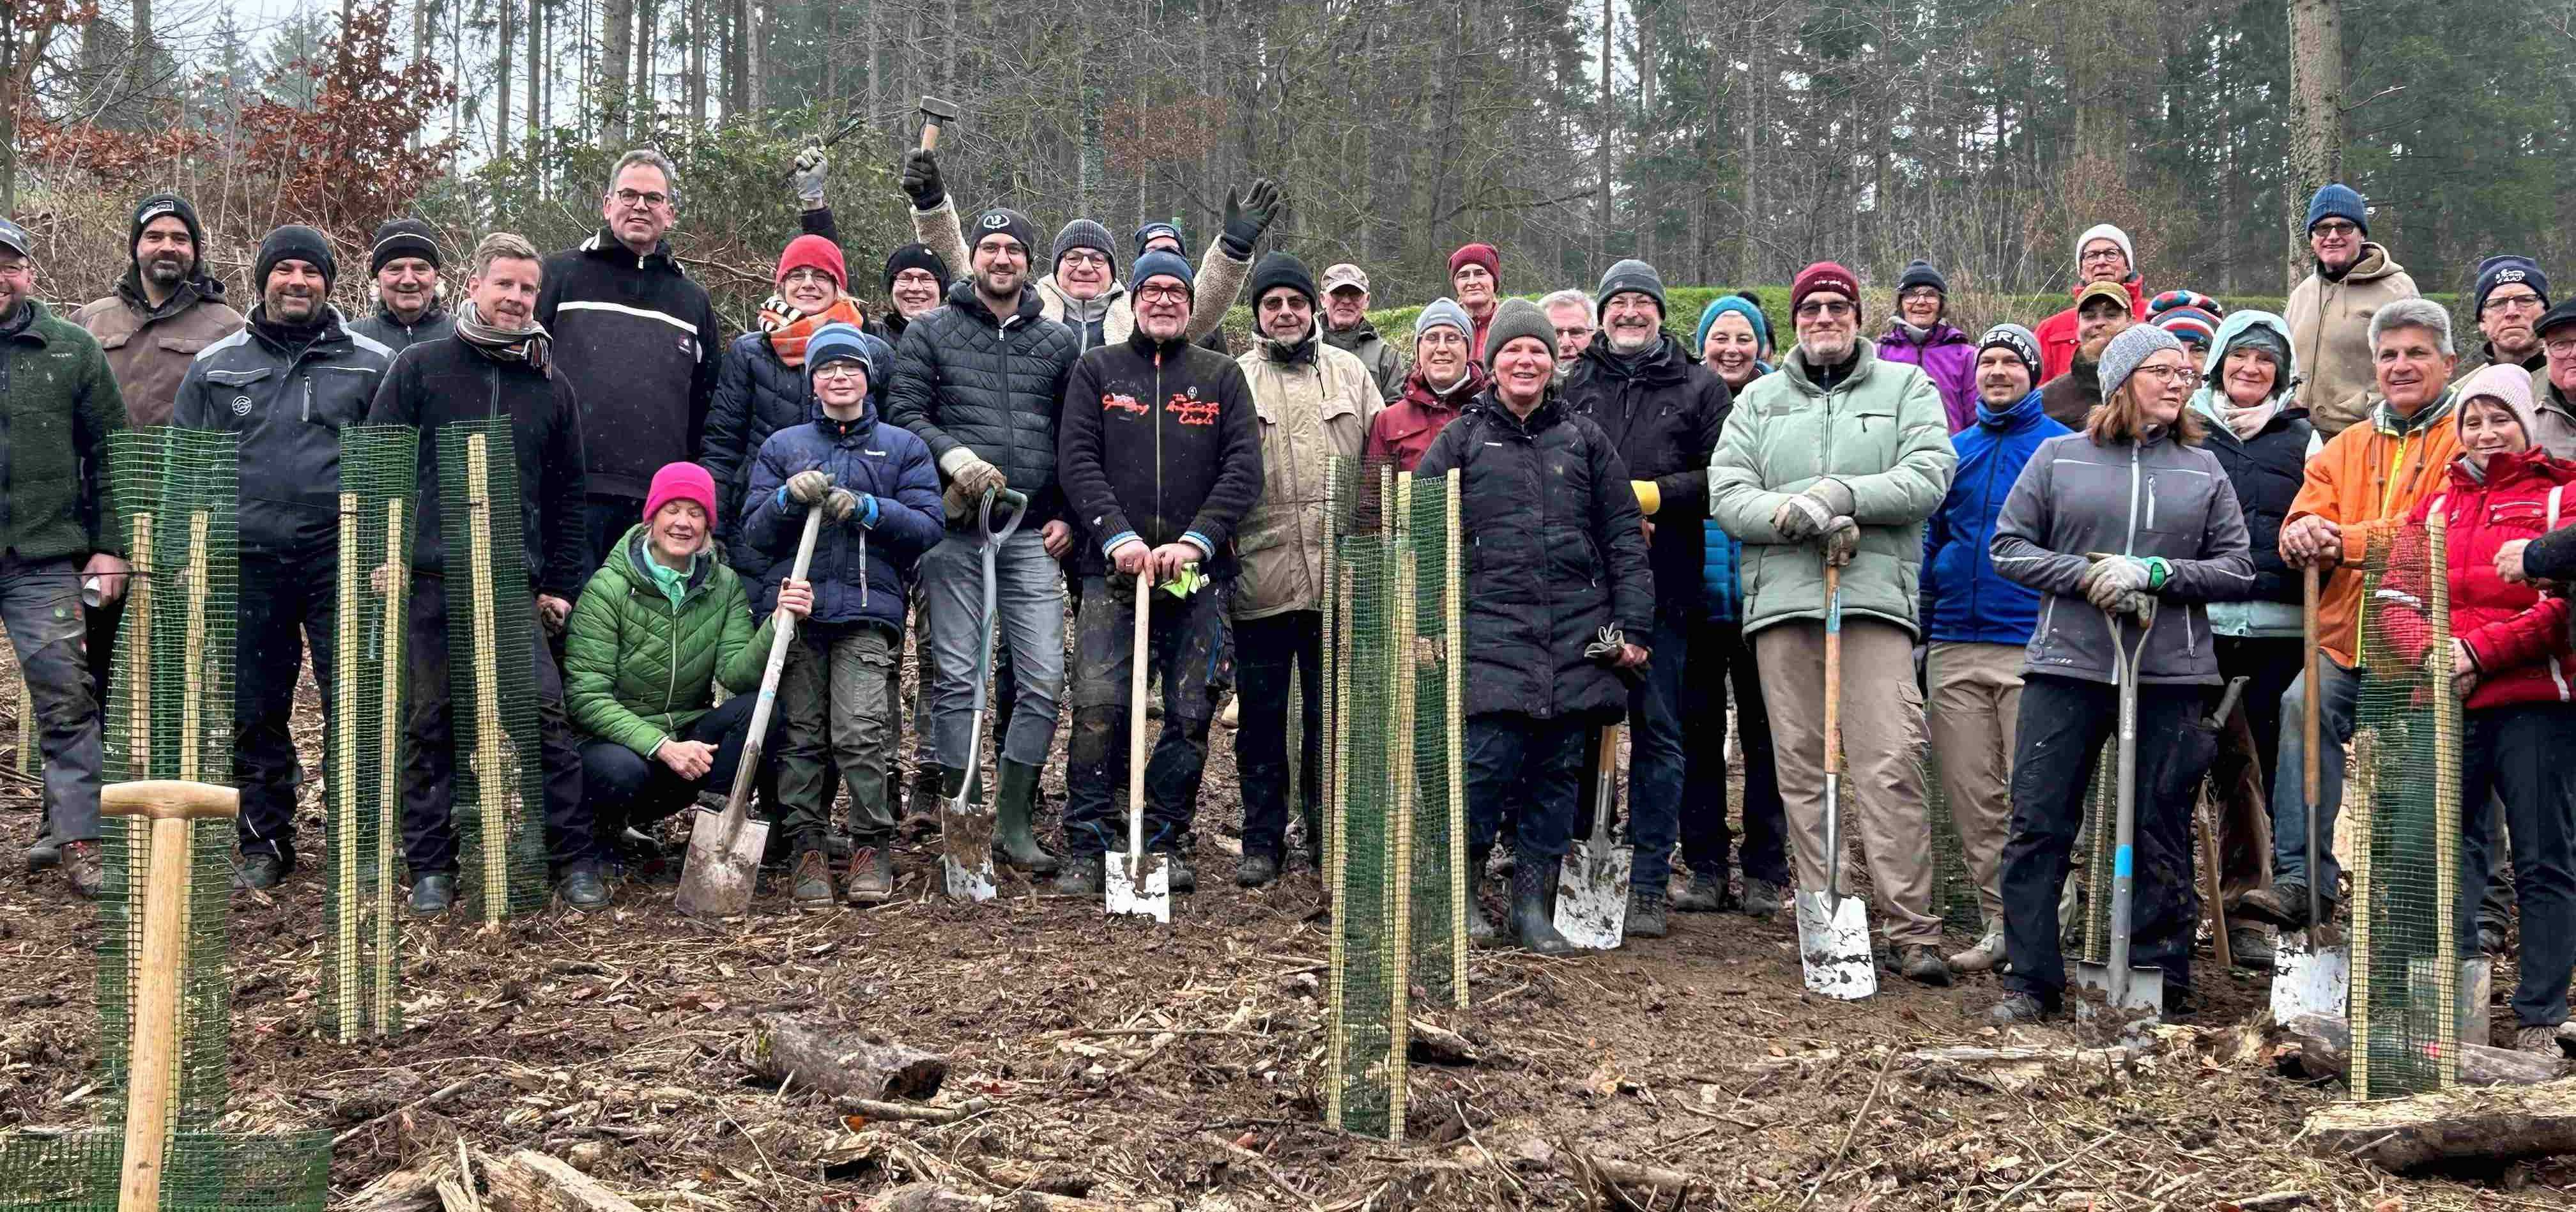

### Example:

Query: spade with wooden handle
xmin=104 ymin=779 xmax=240 ymax=1212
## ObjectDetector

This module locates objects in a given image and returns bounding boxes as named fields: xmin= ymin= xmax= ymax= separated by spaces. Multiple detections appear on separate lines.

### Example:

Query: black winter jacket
xmin=349 ymin=302 xmax=456 ymax=356
xmin=1413 ymin=390 xmax=1654 ymax=722
xmin=535 ymin=229 xmax=724 ymax=501
xmin=885 ymin=282 xmax=1080 ymax=525
xmin=1560 ymin=333 xmax=1731 ymax=617
xmin=702 ymin=325 xmax=898 ymax=565
xmin=365 ymin=336 xmax=591 ymax=599
xmin=172 ymin=306 xmax=394 ymax=557
xmin=1057 ymin=330 xmax=1264 ymax=578
xmin=2198 ymin=406 xmax=2313 ymax=606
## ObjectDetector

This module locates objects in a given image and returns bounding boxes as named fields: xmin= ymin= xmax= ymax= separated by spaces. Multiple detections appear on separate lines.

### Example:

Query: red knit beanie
xmin=1790 ymin=261 xmax=1861 ymax=316
xmin=776 ymin=234 xmax=847 ymax=291
xmin=643 ymin=462 xmax=719 ymax=528
xmin=1448 ymin=242 xmax=1499 ymax=280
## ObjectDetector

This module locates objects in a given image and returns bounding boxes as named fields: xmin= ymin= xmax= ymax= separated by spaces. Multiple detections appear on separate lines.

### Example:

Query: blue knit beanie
xmin=1695 ymin=295 xmax=1772 ymax=355
xmin=1130 ymin=248 xmax=1195 ymax=297
xmin=2473 ymin=254 xmax=2549 ymax=315
xmin=2306 ymin=183 xmax=2367 ymax=235
xmin=1414 ymin=297 xmax=1473 ymax=344
xmin=805 ymin=322 xmax=875 ymax=385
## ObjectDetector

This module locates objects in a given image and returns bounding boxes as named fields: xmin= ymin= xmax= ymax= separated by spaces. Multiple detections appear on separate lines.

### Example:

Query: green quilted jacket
xmin=564 ymin=525 xmax=774 ymax=756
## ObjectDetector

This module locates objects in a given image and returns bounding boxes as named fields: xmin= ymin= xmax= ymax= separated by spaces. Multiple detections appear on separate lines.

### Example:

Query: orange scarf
xmin=760 ymin=296 xmax=867 ymax=367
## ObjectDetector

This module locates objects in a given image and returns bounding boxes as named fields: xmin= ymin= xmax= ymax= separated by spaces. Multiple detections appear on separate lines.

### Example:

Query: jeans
xmin=233 ymin=551 xmax=337 ymax=859
xmin=1062 ymin=573 xmax=1230 ymax=856
xmin=2271 ymin=658 xmax=2361 ymax=891
xmin=1234 ymin=610 xmax=1321 ymax=862
xmin=1999 ymin=674 xmax=2204 ymax=1005
xmin=579 ymin=691 xmax=762 ymax=837
xmin=0 ymin=556 xmax=102 ymax=842
xmin=776 ymin=627 xmax=900 ymax=846
xmin=2460 ymin=703 xmax=2576 ymax=1027
xmin=1464 ymin=712 xmax=1587 ymax=863
xmin=399 ymin=572 xmax=589 ymax=875
xmin=919 ymin=528 xmax=1064 ymax=771
xmin=1678 ymin=618 xmax=1786 ymax=887
xmin=1616 ymin=611 xmax=1689 ymax=891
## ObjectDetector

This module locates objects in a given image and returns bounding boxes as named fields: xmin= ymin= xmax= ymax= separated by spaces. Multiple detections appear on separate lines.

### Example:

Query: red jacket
xmin=2384 ymin=449 xmax=2576 ymax=711
xmin=2033 ymin=276 xmax=2147 ymax=382
xmin=1365 ymin=362 xmax=1490 ymax=472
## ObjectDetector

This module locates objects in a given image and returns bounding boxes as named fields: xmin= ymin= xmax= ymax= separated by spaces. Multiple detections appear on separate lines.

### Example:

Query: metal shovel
xmin=2076 ymin=595 xmax=2165 ymax=1016
xmin=1555 ymin=723 xmax=1631 ymax=949
xmin=1797 ymin=564 xmax=1877 ymax=1000
xmin=939 ymin=487 xmax=1029 ymax=901
xmin=2271 ymin=566 xmax=2350 ymax=1022
xmin=1103 ymin=567 xmax=1170 ymax=921
xmin=677 ymin=506 xmax=823 ymax=918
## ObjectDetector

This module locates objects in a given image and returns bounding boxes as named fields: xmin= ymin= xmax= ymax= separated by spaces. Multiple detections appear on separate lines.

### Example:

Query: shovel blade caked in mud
xmin=1105 ymin=851 xmax=1170 ymax=923
xmin=1554 ymin=838 xmax=1630 ymax=950
xmin=1796 ymin=890 xmax=1877 ymax=1001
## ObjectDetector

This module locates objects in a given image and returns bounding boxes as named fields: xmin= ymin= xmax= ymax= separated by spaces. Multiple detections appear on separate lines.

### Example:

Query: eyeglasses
xmin=2482 ymin=292 xmax=2545 ymax=315
xmin=2545 ymin=337 xmax=2576 ymax=358
xmin=813 ymin=362 xmax=866 ymax=381
xmin=781 ymin=268 xmax=836 ymax=286
xmin=2131 ymin=364 xmax=2196 ymax=385
xmin=611 ymin=188 xmax=671 ymax=208
xmin=1059 ymin=250 xmax=1110 ymax=268
xmin=2080 ymin=247 xmax=2128 ymax=263
xmin=2310 ymin=221 xmax=2361 ymax=238
xmin=1794 ymin=300 xmax=1854 ymax=320
xmin=1136 ymin=285 xmax=1189 ymax=303
xmin=1899 ymin=288 xmax=1942 ymax=303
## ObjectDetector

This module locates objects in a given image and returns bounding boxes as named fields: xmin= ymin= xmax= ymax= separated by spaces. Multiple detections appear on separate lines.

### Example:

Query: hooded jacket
xmin=2034 ymin=275 xmax=2146 ymax=382
xmin=536 ymin=228 xmax=726 ymax=501
xmin=73 ymin=269 xmax=244 ymax=427
xmin=2285 ymin=242 xmax=2419 ymax=438
xmin=703 ymin=323 xmax=898 ymax=563
xmin=1055 ymin=328 xmax=1266 ymax=578
xmin=2528 ymin=366 xmax=2576 ymax=460
xmin=2382 ymin=448 xmax=2576 ymax=711
xmin=2287 ymin=388 xmax=2464 ymax=666
xmin=1560 ymin=331 xmax=1732 ymax=617
xmin=349 ymin=300 xmax=456 ymax=356
xmin=1699 ymin=361 xmax=1773 ymax=625
xmin=1708 ymin=337 xmax=1956 ymax=638
xmin=2186 ymin=311 xmax=2319 ymax=639
xmin=1365 ymin=361 xmax=1489 ymax=472
xmin=1322 ymin=316 xmax=1406 ymax=404
xmin=885 ymin=280 xmax=1081 ymax=526
xmin=1234 ymin=320 xmax=1377 ymax=620
xmin=1988 ymin=426 xmax=2256 ymax=686
xmin=1413 ymin=388 xmax=1653 ymax=721
xmin=0 ymin=301 xmax=126 ymax=563
xmin=1920 ymin=388 xmax=2071 ymax=645
xmin=910 ymin=196 xmax=1245 ymax=353
xmin=1878 ymin=319 xmax=1979 ymax=433
xmin=564 ymin=525 xmax=776 ymax=756
xmin=172 ymin=306 xmax=395 ymax=557
xmin=739 ymin=399 xmax=947 ymax=631
xmin=364 ymin=335 xmax=590 ymax=599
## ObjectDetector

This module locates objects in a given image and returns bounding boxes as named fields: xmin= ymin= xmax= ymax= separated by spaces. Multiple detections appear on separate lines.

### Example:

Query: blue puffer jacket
xmin=703 ymin=325 xmax=898 ymax=564
xmin=1698 ymin=360 xmax=1770 ymax=625
xmin=1920 ymin=387 xmax=2069 ymax=644
xmin=740 ymin=400 xmax=947 ymax=631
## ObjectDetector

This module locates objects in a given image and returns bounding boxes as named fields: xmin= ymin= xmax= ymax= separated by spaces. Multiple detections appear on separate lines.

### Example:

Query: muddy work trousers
xmin=1062 ymin=574 xmax=1232 ymax=857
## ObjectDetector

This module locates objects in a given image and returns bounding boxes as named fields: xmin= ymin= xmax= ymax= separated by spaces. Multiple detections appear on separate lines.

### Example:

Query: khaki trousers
xmin=1754 ymin=617 xmax=1942 ymax=947
xmin=1926 ymin=641 xmax=2025 ymax=923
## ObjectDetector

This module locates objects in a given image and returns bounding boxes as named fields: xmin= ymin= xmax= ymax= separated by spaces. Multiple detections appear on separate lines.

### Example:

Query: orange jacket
xmin=2286 ymin=394 xmax=2463 ymax=666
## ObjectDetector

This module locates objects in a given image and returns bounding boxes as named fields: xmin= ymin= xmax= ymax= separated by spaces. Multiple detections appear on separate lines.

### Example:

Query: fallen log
xmin=2305 ymin=1078 xmax=2576 ymax=1171
xmin=481 ymin=1149 xmax=645 ymax=1212
xmin=1575 ymin=1154 xmax=1703 ymax=1197
xmin=2282 ymin=1013 xmax=2570 ymax=1087
xmin=749 ymin=1013 xmax=947 ymax=1101
xmin=871 ymin=1182 xmax=1133 ymax=1212
xmin=838 ymin=1096 xmax=992 ymax=1125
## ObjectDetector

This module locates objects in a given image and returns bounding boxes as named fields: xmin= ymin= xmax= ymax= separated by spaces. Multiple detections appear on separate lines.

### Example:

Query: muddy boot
xmin=844 ymin=843 xmax=893 ymax=905
xmin=63 ymin=840 xmax=103 ymax=900
xmin=989 ymin=758 xmax=1060 ymax=874
xmin=1510 ymin=852 xmax=1575 ymax=956
xmin=1055 ymin=851 xmax=1105 ymax=896
xmin=1740 ymin=877 xmax=1782 ymax=919
xmin=1627 ymin=886 xmax=1669 ymax=939
xmin=1464 ymin=848 xmax=1501 ymax=945
xmin=788 ymin=847 xmax=834 ymax=908
xmin=1949 ymin=916 xmax=2007 ymax=974
xmin=1669 ymin=867 xmax=1733 ymax=913
xmin=899 ymin=764 xmax=947 ymax=840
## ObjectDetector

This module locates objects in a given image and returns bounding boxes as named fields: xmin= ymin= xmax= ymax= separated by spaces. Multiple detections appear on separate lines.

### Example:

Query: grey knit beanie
xmin=1414 ymin=297 xmax=1472 ymax=344
xmin=1483 ymin=297 xmax=1558 ymax=372
xmin=1594 ymin=259 xmax=1667 ymax=321
xmin=2098 ymin=323 xmax=2184 ymax=402
xmin=1050 ymin=219 xmax=1117 ymax=279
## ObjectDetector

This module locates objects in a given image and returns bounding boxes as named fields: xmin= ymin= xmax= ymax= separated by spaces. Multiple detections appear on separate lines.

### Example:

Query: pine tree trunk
xmin=633 ymin=0 xmax=657 ymax=129
xmin=745 ymin=0 xmax=763 ymax=111
xmin=528 ymin=0 xmax=544 ymax=185
xmin=2286 ymin=0 xmax=2344 ymax=290
xmin=1595 ymin=0 xmax=1611 ymax=270
xmin=686 ymin=0 xmax=704 ymax=127
xmin=601 ymin=0 xmax=632 ymax=146
xmin=496 ymin=0 xmax=514 ymax=167
xmin=1636 ymin=0 xmax=1654 ymax=266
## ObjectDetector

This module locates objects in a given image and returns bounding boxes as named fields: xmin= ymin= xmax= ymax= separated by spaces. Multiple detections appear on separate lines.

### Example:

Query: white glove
xmin=792 ymin=146 xmax=829 ymax=208
xmin=2079 ymin=558 xmax=2148 ymax=611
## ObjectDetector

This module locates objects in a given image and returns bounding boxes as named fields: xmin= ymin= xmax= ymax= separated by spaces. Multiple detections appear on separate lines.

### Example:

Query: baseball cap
xmin=0 ymin=217 xmax=29 ymax=258
xmin=1321 ymin=263 xmax=1370 ymax=295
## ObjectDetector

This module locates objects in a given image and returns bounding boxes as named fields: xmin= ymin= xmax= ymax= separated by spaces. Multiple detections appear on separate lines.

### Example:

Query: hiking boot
xmin=1055 ymin=852 xmax=1105 ymax=896
xmin=1896 ymin=944 xmax=1953 ymax=986
xmin=1669 ymin=868 xmax=1735 ymax=913
xmin=844 ymin=845 xmax=894 ymax=905
xmin=1949 ymin=923 xmax=2007 ymax=974
xmin=63 ymin=841 xmax=102 ymax=900
xmin=26 ymin=824 xmax=59 ymax=873
xmin=1235 ymin=850 xmax=1280 ymax=888
xmin=1740 ymin=877 xmax=1783 ymax=919
xmin=2516 ymin=1025 xmax=2563 ymax=1055
xmin=1164 ymin=849 xmax=1196 ymax=894
xmin=1464 ymin=857 xmax=1501 ymax=945
xmin=1986 ymin=992 xmax=2051 ymax=1025
xmin=233 ymin=850 xmax=291 ymax=891
xmin=898 ymin=765 xmax=947 ymax=840
xmin=2228 ymin=926 xmax=2276 ymax=972
xmin=2235 ymin=882 xmax=2312 ymax=930
xmin=1509 ymin=855 xmax=1575 ymax=956
xmin=408 ymin=873 xmax=454 ymax=916
xmin=989 ymin=758 xmax=1060 ymax=874
xmin=788 ymin=849 xmax=834 ymax=907
xmin=1627 ymin=887 xmax=1669 ymax=939
xmin=556 ymin=860 xmax=610 ymax=910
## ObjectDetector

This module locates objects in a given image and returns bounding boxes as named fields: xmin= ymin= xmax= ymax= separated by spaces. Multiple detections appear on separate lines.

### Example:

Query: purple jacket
xmin=1879 ymin=321 xmax=1978 ymax=433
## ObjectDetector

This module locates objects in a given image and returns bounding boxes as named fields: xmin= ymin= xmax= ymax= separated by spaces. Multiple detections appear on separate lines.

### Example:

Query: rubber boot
xmin=1509 ymin=851 xmax=1575 ymax=955
xmin=1465 ymin=848 xmax=1501 ymax=944
xmin=990 ymin=758 xmax=1061 ymax=874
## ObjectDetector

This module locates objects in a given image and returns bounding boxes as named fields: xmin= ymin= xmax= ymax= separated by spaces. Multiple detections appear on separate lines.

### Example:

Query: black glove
xmin=900 ymin=150 xmax=945 ymax=210
xmin=1220 ymin=179 xmax=1282 ymax=257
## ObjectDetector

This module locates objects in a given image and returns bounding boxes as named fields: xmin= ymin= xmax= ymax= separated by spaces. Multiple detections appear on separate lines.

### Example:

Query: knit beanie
xmin=1050 ymin=219 xmax=1117 ymax=279
xmin=1131 ymin=249 xmax=1195 ymax=298
xmin=2473 ymin=254 xmax=2550 ymax=316
xmin=1977 ymin=323 xmax=2043 ymax=381
xmin=1790 ymin=261 xmax=1860 ymax=316
xmin=2148 ymin=290 xmax=2224 ymax=348
xmin=643 ymin=462 xmax=719 ymax=528
xmin=775 ymin=233 xmax=847 ymax=290
xmin=130 ymin=192 xmax=205 ymax=260
xmin=255 ymin=224 xmax=337 ymax=292
xmin=2073 ymin=224 xmax=2135 ymax=270
xmin=968 ymin=207 xmax=1039 ymax=257
xmin=2305 ymin=184 xmax=2368 ymax=235
xmin=1696 ymin=296 xmax=1772 ymax=355
xmin=883 ymin=242 xmax=951 ymax=295
xmin=1897 ymin=259 xmax=1947 ymax=296
xmin=1133 ymin=221 xmax=1186 ymax=259
xmin=2097 ymin=323 xmax=2182 ymax=403
xmin=1414 ymin=297 xmax=1472 ymax=346
xmin=1248 ymin=251 xmax=1317 ymax=309
xmin=1482 ymin=297 xmax=1557 ymax=373
xmin=804 ymin=322 xmax=875 ymax=386
xmin=1448 ymin=242 xmax=1499 ymax=281
xmin=1594 ymin=259 xmax=1667 ymax=321
xmin=368 ymin=218 xmax=441 ymax=275
xmin=2455 ymin=362 xmax=2543 ymax=443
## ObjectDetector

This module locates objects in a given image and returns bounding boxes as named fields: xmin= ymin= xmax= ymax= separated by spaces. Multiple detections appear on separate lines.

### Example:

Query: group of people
xmin=6 ymin=157 xmax=2575 ymax=1048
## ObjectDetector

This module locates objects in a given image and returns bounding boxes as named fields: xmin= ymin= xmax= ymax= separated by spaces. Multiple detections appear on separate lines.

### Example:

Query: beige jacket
xmin=2535 ymin=369 xmax=2576 ymax=461
xmin=72 ymin=277 xmax=245 ymax=427
xmin=1232 ymin=325 xmax=1379 ymax=620
xmin=911 ymin=197 xmax=1246 ymax=348
xmin=2284 ymin=242 xmax=2418 ymax=438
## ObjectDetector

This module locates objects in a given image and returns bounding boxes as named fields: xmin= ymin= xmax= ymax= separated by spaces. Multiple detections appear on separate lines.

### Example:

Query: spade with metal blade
xmin=1555 ymin=723 xmax=1630 ymax=949
xmin=939 ymin=486 xmax=1028 ymax=901
xmin=677 ymin=506 xmax=823 ymax=918
xmin=2271 ymin=565 xmax=2349 ymax=1022
xmin=2075 ymin=592 xmax=2165 ymax=1016
xmin=1103 ymin=567 xmax=1171 ymax=922
xmin=1797 ymin=563 xmax=1878 ymax=1000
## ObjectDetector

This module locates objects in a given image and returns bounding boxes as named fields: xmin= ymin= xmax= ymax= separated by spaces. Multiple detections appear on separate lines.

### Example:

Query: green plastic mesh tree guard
xmin=438 ymin=417 xmax=550 ymax=921
xmin=14 ymin=672 xmax=38 ymax=781
xmin=1404 ymin=472 xmax=1468 ymax=1009
xmin=324 ymin=425 xmax=420 ymax=1039
xmin=1327 ymin=530 xmax=1401 ymax=1139
xmin=2080 ymin=745 xmax=2117 ymax=967
xmin=2349 ymin=514 xmax=2462 ymax=1100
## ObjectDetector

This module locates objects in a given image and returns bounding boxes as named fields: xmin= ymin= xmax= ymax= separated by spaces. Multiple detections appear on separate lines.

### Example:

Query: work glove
xmin=1770 ymin=478 xmax=1854 ymax=542
xmin=1220 ymin=179 xmax=1282 ymax=257
xmin=792 ymin=146 xmax=829 ymax=208
xmin=1820 ymin=516 xmax=1860 ymax=568
xmin=823 ymin=487 xmax=860 ymax=526
xmin=943 ymin=482 xmax=972 ymax=523
xmin=947 ymin=454 xmax=1008 ymax=500
xmin=1631 ymin=480 xmax=1662 ymax=516
xmin=785 ymin=469 xmax=834 ymax=505
xmin=900 ymin=149 xmax=945 ymax=210
xmin=2079 ymin=556 xmax=2149 ymax=611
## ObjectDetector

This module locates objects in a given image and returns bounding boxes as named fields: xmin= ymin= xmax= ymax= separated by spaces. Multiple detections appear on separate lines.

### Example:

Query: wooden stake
xmin=376 ymin=498 xmax=406 ymax=1031
xmin=335 ymin=493 xmax=362 ymax=1043
xmin=463 ymin=434 xmax=515 ymax=920
xmin=1388 ymin=473 xmax=1414 ymax=1142
xmin=2428 ymin=508 xmax=2459 ymax=1087
xmin=103 ymin=780 xmax=241 ymax=1212
xmin=1444 ymin=470 xmax=1467 ymax=1008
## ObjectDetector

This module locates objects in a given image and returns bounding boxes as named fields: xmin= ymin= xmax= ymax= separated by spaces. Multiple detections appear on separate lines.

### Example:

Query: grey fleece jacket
xmin=1988 ymin=429 xmax=2256 ymax=686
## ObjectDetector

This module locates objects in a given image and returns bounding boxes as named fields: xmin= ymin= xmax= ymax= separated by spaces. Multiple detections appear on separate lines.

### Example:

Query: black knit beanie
xmin=883 ymin=243 xmax=952 ymax=295
xmin=369 ymin=218 xmax=441 ymax=275
xmin=130 ymin=192 xmax=205 ymax=266
xmin=1248 ymin=252 xmax=1318 ymax=310
xmin=255 ymin=224 xmax=337 ymax=293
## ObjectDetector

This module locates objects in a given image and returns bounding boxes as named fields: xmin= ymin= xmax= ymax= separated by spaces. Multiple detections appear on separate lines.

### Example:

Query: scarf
xmin=2210 ymin=394 xmax=2280 ymax=441
xmin=456 ymin=297 xmax=553 ymax=372
xmin=758 ymin=295 xmax=866 ymax=367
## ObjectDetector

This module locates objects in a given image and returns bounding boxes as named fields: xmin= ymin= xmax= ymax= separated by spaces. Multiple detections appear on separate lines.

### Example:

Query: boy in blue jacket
xmin=743 ymin=323 xmax=946 ymax=907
